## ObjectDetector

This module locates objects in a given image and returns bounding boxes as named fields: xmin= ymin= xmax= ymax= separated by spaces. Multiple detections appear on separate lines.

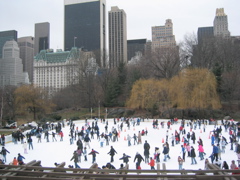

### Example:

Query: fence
xmin=0 ymin=161 xmax=239 ymax=180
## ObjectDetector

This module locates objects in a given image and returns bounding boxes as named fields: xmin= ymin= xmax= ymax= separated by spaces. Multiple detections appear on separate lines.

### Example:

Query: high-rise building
xmin=197 ymin=27 xmax=214 ymax=43
xmin=34 ymin=22 xmax=50 ymax=56
xmin=0 ymin=40 xmax=29 ymax=87
xmin=151 ymin=19 xmax=176 ymax=50
xmin=108 ymin=6 xmax=127 ymax=68
xmin=127 ymin=39 xmax=147 ymax=61
xmin=0 ymin=30 xmax=17 ymax=58
xmin=18 ymin=36 xmax=34 ymax=83
xmin=213 ymin=8 xmax=230 ymax=37
xmin=64 ymin=0 xmax=106 ymax=67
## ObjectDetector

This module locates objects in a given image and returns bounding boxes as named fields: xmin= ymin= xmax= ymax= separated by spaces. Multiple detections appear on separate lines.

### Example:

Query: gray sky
xmin=0 ymin=0 xmax=239 ymax=50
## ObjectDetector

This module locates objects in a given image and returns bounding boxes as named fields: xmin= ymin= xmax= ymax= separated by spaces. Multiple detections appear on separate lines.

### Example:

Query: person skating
xmin=76 ymin=139 xmax=83 ymax=151
xmin=191 ymin=132 xmax=196 ymax=144
xmin=137 ymin=131 xmax=142 ymax=144
xmin=148 ymin=157 xmax=155 ymax=170
xmin=134 ymin=152 xmax=144 ymax=169
xmin=70 ymin=151 xmax=80 ymax=168
xmin=154 ymin=147 xmax=160 ymax=163
xmin=107 ymin=146 xmax=117 ymax=162
xmin=165 ymin=142 xmax=171 ymax=159
xmin=51 ymin=132 xmax=57 ymax=142
xmin=127 ymin=134 xmax=131 ymax=146
xmin=119 ymin=153 xmax=131 ymax=164
xmin=27 ymin=136 xmax=33 ymax=150
xmin=84 ymin=135 xmax=91 ymax=149
xmin=198 ymin=144 xmax=204 ymax=160
xmin=17 ymin=153 xmax=25 ymax=165
xmin=0 ymin=147 xmax=10 ymax=163
xmin=133 ymin=133 xmax=138 ymax=145
xmin=22 ymin=142 xmax=28 ymax=154
xmin=181 ymin=145 xmax=186 ymax=162
xmin=212 ymin=144 xmax=219 ymax=162
xmin=88 ymin=149 xmax=99 ymax=163
xmin=178 ymin=156 xmax=184 ymax=170
xmin=163 ymin=143 xmax=169 ymax=162
xmin=190 ymin=146 xmax=197 ymax=165
xmin=143 ymin=140 xmax=150 ymax=163
xmin=83 ymin=147 xmax=87 ymax=161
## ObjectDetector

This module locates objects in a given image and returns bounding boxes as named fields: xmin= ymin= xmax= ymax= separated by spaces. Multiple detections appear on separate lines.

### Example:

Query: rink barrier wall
xmin=0 ymin=162 xmax=240 ymax=180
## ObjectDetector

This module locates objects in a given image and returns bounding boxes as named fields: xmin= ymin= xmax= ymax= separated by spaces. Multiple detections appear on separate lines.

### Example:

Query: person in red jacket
xmin=148 ymin=157 xmax=155 ymax=170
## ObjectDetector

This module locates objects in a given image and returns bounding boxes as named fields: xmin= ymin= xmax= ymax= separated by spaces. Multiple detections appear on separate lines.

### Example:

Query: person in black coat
xmin=143 ymin=140 xmax=150 ymax=163
xmin=0 ymin=147 xmax=10 ymax=163
xmin=222 ymin=161 xmax=229 ymax=169
xmin=134 ymin=152 xmax=144 ymax=169
xmin=191 ymin=132 xmax=196 ymax=144
xmin=119 ymin=153 xmax=131 ymax=164
xmin=76 ymin=139 xmax=83 ymax=151
xmin=163 ymin=144 xmax=169 ymax=161
xmin=190 ymin=146 xmax=197 ymax=165
xmin=106 ymin=162 xmax=116 ymax=169
xmin=108 ymin=146 xmax=117 ymax=162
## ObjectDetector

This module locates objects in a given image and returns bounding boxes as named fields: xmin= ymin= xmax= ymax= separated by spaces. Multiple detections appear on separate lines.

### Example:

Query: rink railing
xmin=0 ymin=161 xmax=239 ymax=180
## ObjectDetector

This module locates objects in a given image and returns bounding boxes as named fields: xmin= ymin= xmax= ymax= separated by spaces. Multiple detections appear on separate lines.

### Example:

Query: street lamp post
xmin=74 ymin=37 xmax=77 ymax=47
xmin=98 ymin=100 xmax=100 ymax=119
xmin=91 ymin=107 xmax=92 ymax=119
xmin=106 ymin=108 xmax=107 ymax=120
xmin=86 ymin=67 xmax=92 ymax=113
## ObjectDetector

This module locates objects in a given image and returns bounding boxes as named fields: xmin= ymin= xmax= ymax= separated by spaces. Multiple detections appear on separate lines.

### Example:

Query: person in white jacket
xmin=100 ymin=136 xmax=105 ymax=147
xmin=22 ymin=142 xmax=28 ymax=154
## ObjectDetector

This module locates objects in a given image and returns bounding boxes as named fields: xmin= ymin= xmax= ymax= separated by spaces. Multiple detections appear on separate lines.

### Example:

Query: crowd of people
xmin=0 ymin=117 xmax=239 ymax=173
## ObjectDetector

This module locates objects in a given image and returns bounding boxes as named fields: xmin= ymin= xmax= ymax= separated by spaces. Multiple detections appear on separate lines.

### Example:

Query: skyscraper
xmin=64 ymin=0 xmax=106 ymax=67
xmin=108 ymin=6 xmax=127 ymax=68
xmin=0 ymin=40 xmax=29 ymax=87
xmin=151 ymin=19 xmax=176 ymax=50
xmin=197 ymin=27 xmax=214 ymax=43
xmin=18 ymin=36 xmax=34 ymax=83
xmin=34 ymin=22 xmax=50 ymax=56
xmin=0 ymin=30 xmax=17 ymax=58
xmin=213 ymin=8 xmax=230 ymax=37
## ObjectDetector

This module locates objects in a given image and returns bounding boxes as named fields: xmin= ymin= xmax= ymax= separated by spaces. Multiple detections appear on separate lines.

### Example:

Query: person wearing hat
xmin=17 ymin=153 xmax=25 ymax=165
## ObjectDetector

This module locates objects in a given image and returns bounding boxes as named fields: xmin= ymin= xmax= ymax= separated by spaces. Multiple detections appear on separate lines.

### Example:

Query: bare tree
xmin=142 ymin=47 xmax=180 ymax=79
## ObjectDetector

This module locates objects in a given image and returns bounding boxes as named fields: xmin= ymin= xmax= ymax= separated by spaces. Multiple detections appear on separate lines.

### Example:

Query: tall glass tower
xmin=64 ymin=0 xmax=106 ymax=67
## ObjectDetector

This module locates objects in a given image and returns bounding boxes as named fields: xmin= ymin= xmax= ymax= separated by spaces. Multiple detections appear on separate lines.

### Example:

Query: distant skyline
xmin=0 ymin=0 xmax=239 ymax=51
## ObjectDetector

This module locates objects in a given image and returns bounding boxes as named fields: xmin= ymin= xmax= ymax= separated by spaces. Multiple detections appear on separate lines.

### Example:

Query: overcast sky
xmin=0 ymin=0 xmax=239 ymax=50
